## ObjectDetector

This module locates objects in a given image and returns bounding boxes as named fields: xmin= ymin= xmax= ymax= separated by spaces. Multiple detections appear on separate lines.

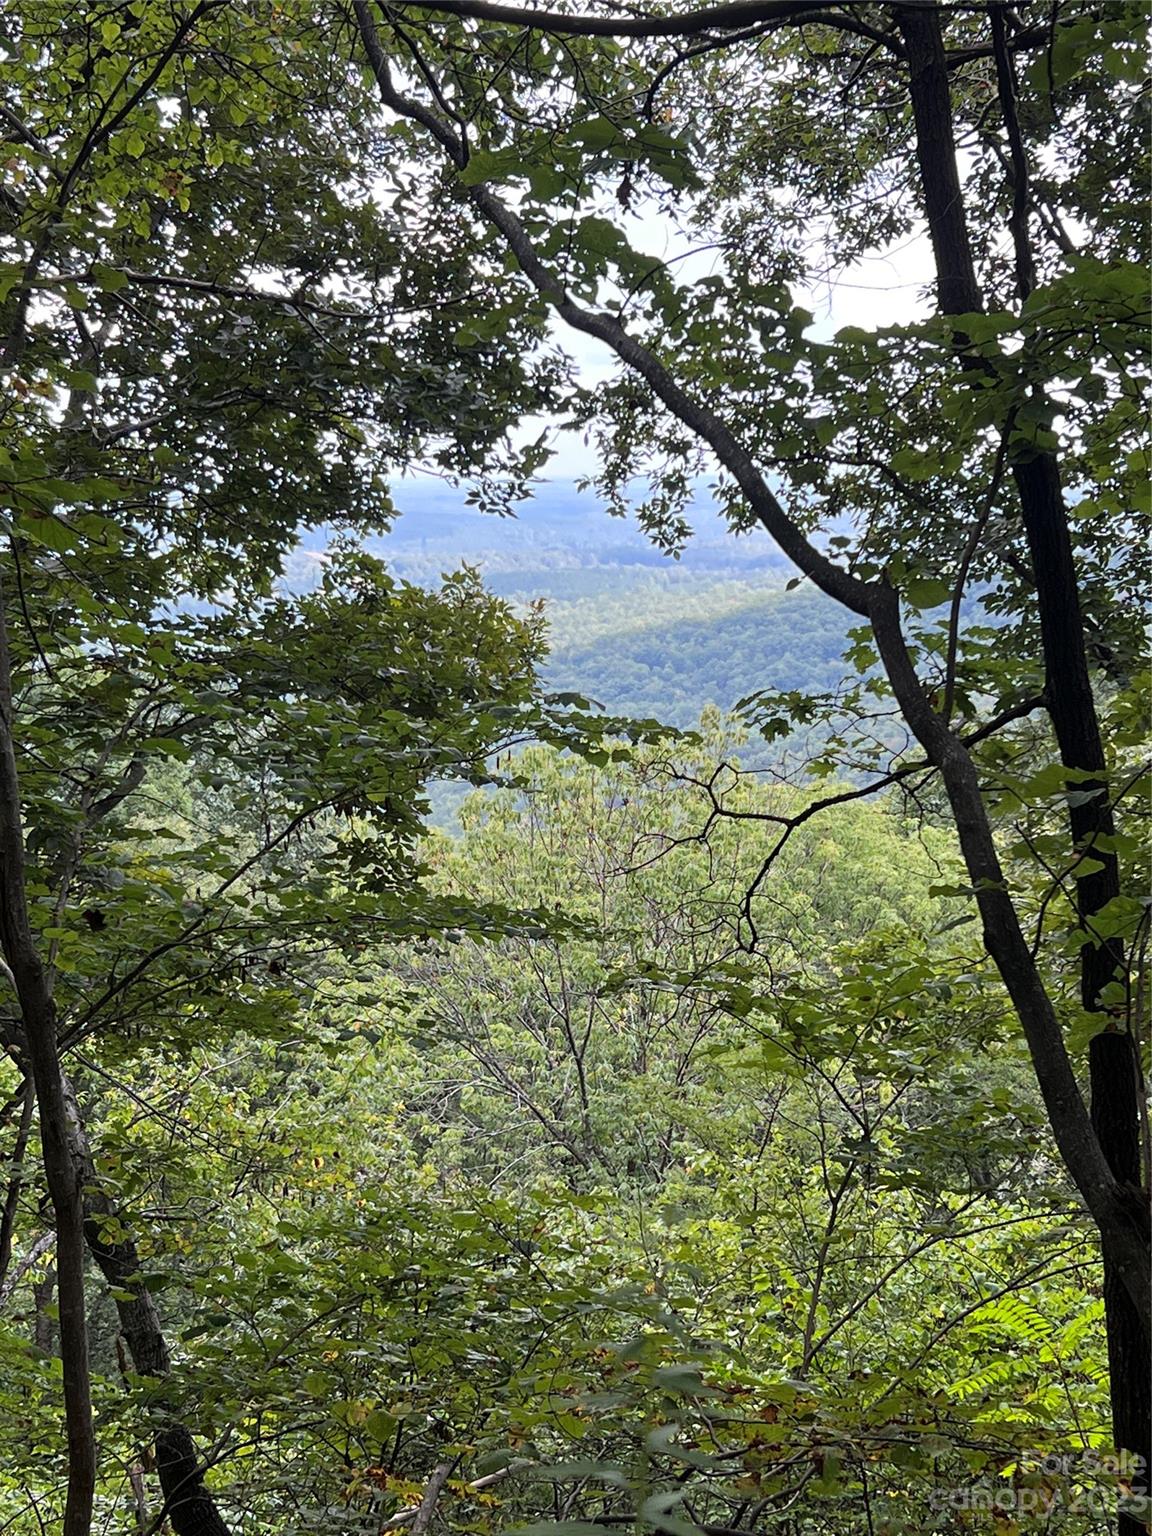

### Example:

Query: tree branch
xmin=989 ymin=0 xmax=1035 ymax=300
xmin=380 ymin=0 xmax=1002 ymax=39
xmin=0 ymin=1227 xmax=55 ymax=1312
xmin=353 ymin=0 xmax=876 ymax=617
xmin=380 ymin=1461 xmax=524 ymax=1531
xmin=0 ymin=1080 xmax=35 ymax=1295
xmin=0 ymin=575 xmax=95 ymax=1535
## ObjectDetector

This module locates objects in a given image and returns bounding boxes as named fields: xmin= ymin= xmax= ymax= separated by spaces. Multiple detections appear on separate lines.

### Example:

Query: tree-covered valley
xmin=291 ymin=477 xmax=853 ymax=733
xmin=0 ymin=3 xmax=1147 ymax=1536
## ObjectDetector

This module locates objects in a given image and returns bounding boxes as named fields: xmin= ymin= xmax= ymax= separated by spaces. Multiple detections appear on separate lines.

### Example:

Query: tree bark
xmin=895 ymin=7 xmax=1148 ymax=1519
xmin=60 ymin=1076 xmax=233 ymax=1536
xmin=1091 ymin=1031 xmax=1152 ymax=1530
xmin=0 ymin=1079 xmax=34 ymax=1292
xmin=1014 ymin=450 xmax=1147 ymax=1525
xmin=896 ymin=4 xmax=982 ymax=319
xmin=0 ymin=577 xmax=95 ymax=1536
xmin=33 ymin=1263 xmax=56 ymax=1354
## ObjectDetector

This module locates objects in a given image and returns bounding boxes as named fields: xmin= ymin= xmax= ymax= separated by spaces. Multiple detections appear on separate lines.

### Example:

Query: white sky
xmin=526 ymin=208 xmax=937 ymax=478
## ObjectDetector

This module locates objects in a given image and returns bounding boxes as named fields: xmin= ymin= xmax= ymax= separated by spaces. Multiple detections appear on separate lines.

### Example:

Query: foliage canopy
xmin=0 ymin=2 xmax=1147 ymax=1535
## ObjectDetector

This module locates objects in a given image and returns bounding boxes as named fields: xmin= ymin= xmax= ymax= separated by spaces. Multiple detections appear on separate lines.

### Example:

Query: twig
xmin=380 ymin=1461 xmax=522 ymax=1532
xmin=0 ymin=1228 xmax=56 ymax=1311
xmin=941 ymin=420 xmax=1013 ymax=723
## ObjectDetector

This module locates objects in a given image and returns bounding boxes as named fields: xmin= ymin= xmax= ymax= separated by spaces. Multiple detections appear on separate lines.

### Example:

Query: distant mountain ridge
xmin=287 ymin=477 xmax=850 ymax=730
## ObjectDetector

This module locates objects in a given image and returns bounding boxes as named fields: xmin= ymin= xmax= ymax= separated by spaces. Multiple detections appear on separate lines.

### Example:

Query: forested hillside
xmin=543 ymin=581 xmax=849 ymax=727
xmin=0 ymin=743 xmax=1120 ymax=1534
xmin=290 ymin=478 xmax=844 ymax=729
xmin=0 ymin=4 xmax=1147 ymax=1536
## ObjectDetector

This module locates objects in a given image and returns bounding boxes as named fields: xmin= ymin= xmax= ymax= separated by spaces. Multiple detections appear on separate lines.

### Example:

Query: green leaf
xmin=890 ymin=447 xmax=939 ymax=482
xmin=904 ymin=578 xmax=951 ymax=610
xmin=364 ymin=1409 xmax=395 ymax=1442
xmin=574 ymin=216 xmax=628 ymax=257
xmin=570 ymin=116 xmax=620 ymax=151
xmin=650 ymin=1365 xmax=722 ymax=1398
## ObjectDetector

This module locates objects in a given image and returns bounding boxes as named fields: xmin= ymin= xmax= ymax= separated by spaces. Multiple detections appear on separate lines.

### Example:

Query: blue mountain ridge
xmin=285 ymin=477 xmax=852 ymax=732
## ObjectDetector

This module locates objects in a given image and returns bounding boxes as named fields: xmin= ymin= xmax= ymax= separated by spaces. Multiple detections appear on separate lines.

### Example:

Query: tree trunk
xmin=33 ymin=1264 xmax=56 ymax=1355
xmin=0 ymin=578 xmax=95 ymax=1536
xmin=1091 ymin=1032 xmax=1151 ymax=1532
xmin=896 ymin=6 xmax=1149 ymax=1521
xmin=61 ymin=1076 xmax=234 ymax=1536
xmin=0 ymin=1080 xmax=34 ymax=1291
xmin=1015 ymin=456 xmax=1148 ymax=1527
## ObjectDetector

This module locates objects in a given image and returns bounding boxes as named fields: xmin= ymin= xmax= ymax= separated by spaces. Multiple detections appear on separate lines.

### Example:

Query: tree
xmin=0 ymin=546 xmax=606 ymax=1531
xmin=6 ymin=732 xmax=1111 ymax=1534
xmin=391 ymin=733 xmax=955 ymax=1187
xmin=338 ymin=0 xmax=1149 ymax=1524
xmin=1 ymin=2 xmax=1146 ymax=1529
xmin=0 ymin=3 xmax=597 ymax=1527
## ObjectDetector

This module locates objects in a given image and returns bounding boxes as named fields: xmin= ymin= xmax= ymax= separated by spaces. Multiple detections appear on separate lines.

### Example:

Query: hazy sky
xmin=524 ymin=207 xmax=937 ymax=479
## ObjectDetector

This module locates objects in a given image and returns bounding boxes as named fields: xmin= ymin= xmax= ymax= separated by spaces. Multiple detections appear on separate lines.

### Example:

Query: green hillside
xmin=540 ymin=578 xmax=848 ymax=728
xmin=321 ymin=479 xmax=854 ymax=731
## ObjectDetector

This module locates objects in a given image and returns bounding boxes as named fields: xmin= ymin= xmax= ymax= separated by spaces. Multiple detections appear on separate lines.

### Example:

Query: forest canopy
xmin=0 ymin=3 xmax=1147 ymax=1536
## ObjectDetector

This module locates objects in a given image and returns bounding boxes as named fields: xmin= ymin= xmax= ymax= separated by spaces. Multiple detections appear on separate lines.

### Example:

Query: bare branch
xmin=942 ymin=420 xmax=1013 ymax=723
xmin=0 ymin=100 xmax=50 ymax=154
xmin=380 ymin=1462 xmax=525 ymax=1531
xmin=0 ymin=1228 xmax=55 ymax=1312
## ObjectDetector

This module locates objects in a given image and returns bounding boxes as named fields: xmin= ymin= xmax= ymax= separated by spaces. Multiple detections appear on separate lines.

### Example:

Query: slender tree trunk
xmin=59 ymin=1077 xmax=233 ymax=1536
xmin=0 ymin=576 xmax=229 ymax=1534
xmin=1014 ymin=450 xmax=1149 ymax=1526
xmin=33 ymin=1263 xmax=56 ymax=1354
xmin=0 ymin=1080 xmax=34 ymax=1291
xmin=0 ymin=577 xmax=95 ymax=1536
xmin=1091 ymin=1030 xmax=1151 ymax=1530
xmin=896 ymin=6 xmax=1149 ymax=1521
